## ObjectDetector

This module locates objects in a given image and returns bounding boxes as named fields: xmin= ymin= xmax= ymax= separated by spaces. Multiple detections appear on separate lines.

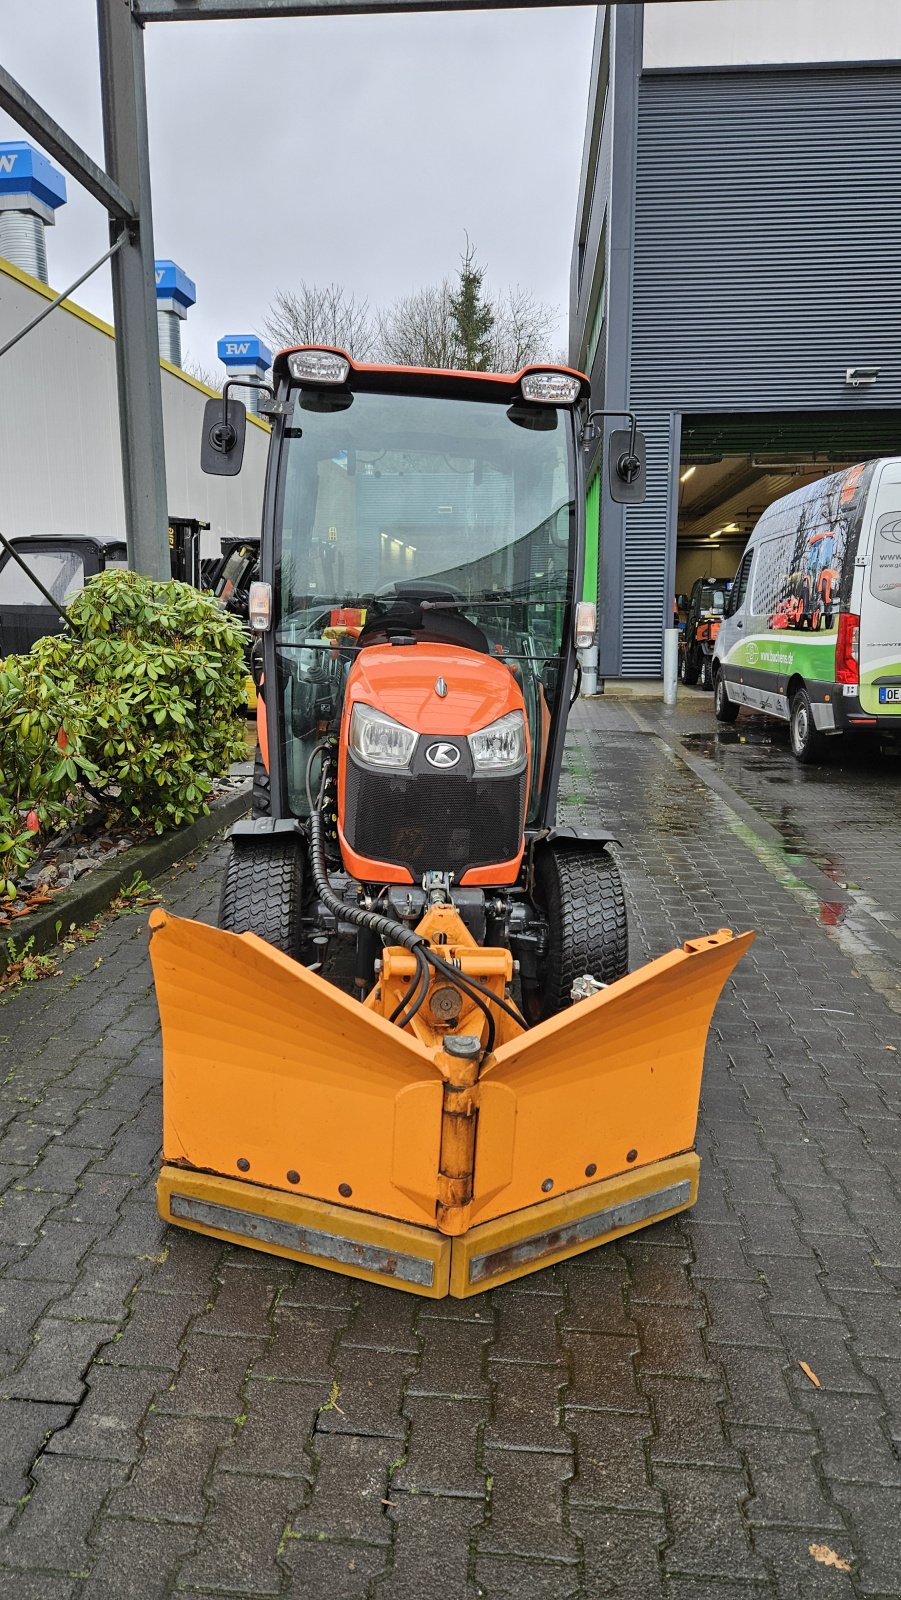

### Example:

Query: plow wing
xmin=150 ymin=911 xmax=752 ymax=1296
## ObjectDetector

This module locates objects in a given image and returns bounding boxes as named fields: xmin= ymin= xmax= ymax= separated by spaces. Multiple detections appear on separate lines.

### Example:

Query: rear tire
xmin=700 ymin=654 xmax=714 ymax=691
xmin=524 ymin=845 xmax=629 ymax=1024
xmin=218 ymin=839 xmax=305 ymax=959
xmin=680 ymin=650 xmax=699 ymax=686
xmin=789 ymin=688 xmax=828 ymax=763
xmin=251 ymin=744 xmax=271 ymax=818
xmin=713 ymin=671 xmax=740 ymax=723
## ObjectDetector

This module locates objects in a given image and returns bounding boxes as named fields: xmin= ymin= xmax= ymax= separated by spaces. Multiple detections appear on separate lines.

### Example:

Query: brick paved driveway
xmin=1 ymin=695 xmax=900 ymax=1598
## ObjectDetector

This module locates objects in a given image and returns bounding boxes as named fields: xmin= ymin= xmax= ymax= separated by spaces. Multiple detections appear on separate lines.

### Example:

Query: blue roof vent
xmin=217 ymin=335 xmax=272 ymax=375
xmin=0 ymin=141 xmax=67 ymax=215
xmin=154 ymin=260 xmax=197 ymax=316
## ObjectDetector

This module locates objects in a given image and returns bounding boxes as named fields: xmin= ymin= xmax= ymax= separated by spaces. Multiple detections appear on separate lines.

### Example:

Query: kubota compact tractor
xmin=150 ymin=349 xmax=752 ymax=1297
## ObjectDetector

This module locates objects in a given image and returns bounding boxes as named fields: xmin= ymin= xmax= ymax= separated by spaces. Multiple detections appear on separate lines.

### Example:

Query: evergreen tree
xmin=449 ymin=237 xmax=495 ymax=371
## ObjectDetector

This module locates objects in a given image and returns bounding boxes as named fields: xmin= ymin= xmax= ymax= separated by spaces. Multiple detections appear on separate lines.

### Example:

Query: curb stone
xmin=0 ymin=782 xmax=251 ymax=975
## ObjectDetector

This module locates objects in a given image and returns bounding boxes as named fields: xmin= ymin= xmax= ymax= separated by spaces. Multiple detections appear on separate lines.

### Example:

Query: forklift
xmin=150 ymin=348 xmax=752 ymax=1297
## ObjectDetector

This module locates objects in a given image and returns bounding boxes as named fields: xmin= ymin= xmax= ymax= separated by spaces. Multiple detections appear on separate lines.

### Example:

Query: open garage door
xmin=676 ymin=411 xmax=901 ymax=604
xmin=678 ymin=412 xmax=901 ymax=604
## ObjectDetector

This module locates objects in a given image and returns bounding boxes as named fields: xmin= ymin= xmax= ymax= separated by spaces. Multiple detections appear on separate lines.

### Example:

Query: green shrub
xmin=0 ymin=569 xmax=248 ymax=900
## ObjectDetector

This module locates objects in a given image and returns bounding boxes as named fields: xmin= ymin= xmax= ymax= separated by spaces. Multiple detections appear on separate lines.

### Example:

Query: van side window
xmin=727 ymin=550 xmax=753 ymax=615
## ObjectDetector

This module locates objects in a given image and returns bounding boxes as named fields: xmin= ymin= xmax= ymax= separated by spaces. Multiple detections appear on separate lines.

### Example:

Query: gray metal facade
xmin=572 ymin=18 xmax=901 ymax=677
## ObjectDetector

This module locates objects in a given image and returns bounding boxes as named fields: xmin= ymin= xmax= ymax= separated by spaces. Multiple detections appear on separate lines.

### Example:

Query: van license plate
xmin=878 ymin=687 xmax=901 ymax=704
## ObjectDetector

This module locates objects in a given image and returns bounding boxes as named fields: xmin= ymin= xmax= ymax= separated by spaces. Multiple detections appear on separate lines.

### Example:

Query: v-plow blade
xmin=150 ymin=909 xmax=753 ymax=1296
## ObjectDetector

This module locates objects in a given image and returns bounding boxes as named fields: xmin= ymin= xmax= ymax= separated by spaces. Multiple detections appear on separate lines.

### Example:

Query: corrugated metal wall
xmin=621 ymin=63 xmax=901 ymax=674
xmin=621 ymin=411 xmax=675 ymax=673
xmin=632 ymin=66 xmax=901 ymax=411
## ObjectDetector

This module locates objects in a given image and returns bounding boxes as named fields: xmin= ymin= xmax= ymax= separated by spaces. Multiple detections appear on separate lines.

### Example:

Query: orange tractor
xmin=150 ymin=350 xmax=751 ymax=1296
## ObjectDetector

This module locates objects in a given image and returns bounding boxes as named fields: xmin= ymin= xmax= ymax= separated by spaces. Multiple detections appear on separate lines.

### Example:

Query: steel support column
xmin=97 ymin=0 xmax=170 ymax=579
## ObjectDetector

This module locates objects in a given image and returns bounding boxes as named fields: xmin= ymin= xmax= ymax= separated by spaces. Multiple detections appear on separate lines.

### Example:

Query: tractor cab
xmin=269 ymin=359 xmax=578 ymax=872
xmin=0 ymin=532 xmax=127 ymax=657
xmin=149 ymin=348 xmax=751 ymax=1299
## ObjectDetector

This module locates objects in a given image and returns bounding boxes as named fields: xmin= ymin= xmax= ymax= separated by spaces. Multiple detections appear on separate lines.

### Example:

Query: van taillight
xmin=836 ymin=612 xmax=860 ymax=684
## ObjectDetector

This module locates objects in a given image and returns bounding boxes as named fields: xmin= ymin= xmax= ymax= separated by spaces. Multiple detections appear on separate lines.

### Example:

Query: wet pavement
xmin=1 ymin=691 xmax=901 ymax=1598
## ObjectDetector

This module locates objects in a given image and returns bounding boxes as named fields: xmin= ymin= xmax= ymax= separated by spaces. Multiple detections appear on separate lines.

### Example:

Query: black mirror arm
xmin=221 ymin=377 xmax=291 ymax=421
xmin=581 ymin=407 xmax=641 ymax=481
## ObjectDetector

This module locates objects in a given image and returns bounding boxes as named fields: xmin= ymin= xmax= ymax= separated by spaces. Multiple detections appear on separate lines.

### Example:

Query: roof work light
xmin=520 ymin=372 xmax=582 ymax=405
xmin=287 ymin=351 xmax=351 ymax=385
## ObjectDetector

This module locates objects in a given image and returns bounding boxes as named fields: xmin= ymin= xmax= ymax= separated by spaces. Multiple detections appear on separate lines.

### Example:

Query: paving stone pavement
xmin=1 ymin=696 xmax=900 ymax=1598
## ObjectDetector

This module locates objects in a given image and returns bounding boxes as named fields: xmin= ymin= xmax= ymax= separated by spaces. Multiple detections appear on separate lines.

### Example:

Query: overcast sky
xmin=0 ymin=1 xmax=596 ymax=373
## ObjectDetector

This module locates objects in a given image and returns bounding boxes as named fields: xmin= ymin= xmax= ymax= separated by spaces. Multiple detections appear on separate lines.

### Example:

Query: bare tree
xmin=375 ymin=281 xmax=461 ymax=368
xmin=181 ymin=354 xmax=221 ymax=390
xmin=262 ymin=254 xmax=562 ymax=373
xmin=489 ymin=286 xmax=561 ymax=372
xmin=262 ymin=283 xmax=375 ymax=359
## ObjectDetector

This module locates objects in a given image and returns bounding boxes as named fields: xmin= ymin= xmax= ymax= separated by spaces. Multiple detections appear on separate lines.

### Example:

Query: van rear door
xmin=859 ymin=461 xmax=901 ymax=718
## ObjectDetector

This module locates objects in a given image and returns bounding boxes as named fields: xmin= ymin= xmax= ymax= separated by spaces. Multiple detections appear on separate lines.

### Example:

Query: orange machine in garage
xmin=151 ymin=350 xmax=752 ymax=1296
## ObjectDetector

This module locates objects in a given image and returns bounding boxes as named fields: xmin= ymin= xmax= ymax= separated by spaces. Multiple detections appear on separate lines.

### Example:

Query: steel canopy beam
xmin=136 ymin=0 xmax=665 ymax=16
xmin=97 ymin=0 xmax=171 ymax=580
xmin=0 ymin=63 xmax=137 ymax=221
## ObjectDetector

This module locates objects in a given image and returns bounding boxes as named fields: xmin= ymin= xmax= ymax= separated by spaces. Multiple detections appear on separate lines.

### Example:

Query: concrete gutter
xmin=0 ymin=782 xmax=250 ymax=974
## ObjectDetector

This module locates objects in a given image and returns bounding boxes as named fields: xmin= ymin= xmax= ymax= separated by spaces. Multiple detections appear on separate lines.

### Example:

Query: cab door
xmin=716 ymin=547 xmax=754 ymax=704
xmin=858 ymin=461 xmax=901 ymax=718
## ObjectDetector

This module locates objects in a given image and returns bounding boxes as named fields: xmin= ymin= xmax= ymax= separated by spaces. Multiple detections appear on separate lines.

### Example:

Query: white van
xmin=712 ymin=459 xmax=901 ymax=760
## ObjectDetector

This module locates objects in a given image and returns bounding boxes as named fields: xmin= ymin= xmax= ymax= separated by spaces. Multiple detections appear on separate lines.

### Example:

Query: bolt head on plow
xmin=149 ymin=909 xmax=753 ymax=1296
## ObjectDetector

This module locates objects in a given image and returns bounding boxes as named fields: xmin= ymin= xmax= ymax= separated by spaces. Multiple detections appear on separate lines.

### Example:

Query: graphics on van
xmin=870 ymin=514 xmax=901 ymax=610
xmin=752 ymin=464 xmax=871 ymax=635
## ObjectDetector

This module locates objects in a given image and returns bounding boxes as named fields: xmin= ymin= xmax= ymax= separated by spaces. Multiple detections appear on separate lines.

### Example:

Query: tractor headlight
xmin=468 ymin=710 xmax=526 ymax=772
xmin=350 ymin=703 xmax=418 ymax=768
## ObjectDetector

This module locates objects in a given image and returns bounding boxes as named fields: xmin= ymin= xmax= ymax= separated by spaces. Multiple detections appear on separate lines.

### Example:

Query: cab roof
xmin=271 ymin=346 xmax=590 ymax=405
xmin=6 ymin=532 xmax=126 ymax=550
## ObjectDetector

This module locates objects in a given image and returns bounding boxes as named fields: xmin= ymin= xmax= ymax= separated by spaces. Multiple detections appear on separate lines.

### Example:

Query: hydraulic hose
xmin=308 ymin=806 xmax=426 ymax=955
xmin=308 ymin=803 xmax=515 ymax=1053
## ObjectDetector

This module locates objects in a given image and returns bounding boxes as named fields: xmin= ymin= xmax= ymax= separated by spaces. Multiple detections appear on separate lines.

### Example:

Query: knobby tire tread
xmin=218 ymin=840 xmax=304 ymax=957
xmin=529 ymin=846 xmax=629 ymax=1022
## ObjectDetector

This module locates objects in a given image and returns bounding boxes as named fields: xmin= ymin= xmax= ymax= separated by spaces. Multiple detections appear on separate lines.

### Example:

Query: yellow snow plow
xmin=153 ymin=349 xmax=753 ymax=1296
xmin=152 ymin=905 xmax=751 ymax=1296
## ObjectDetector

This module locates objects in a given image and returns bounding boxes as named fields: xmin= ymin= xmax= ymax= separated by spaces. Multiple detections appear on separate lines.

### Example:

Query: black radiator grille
xmin=344 ymin=758 xmax=526 ymax=878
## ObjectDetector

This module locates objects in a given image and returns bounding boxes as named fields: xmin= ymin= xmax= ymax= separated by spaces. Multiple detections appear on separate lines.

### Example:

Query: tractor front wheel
xmin=218 ymin=838 xmax=306 ymax=960
xmin=524 ymin=845 xmax=629 ymax=1024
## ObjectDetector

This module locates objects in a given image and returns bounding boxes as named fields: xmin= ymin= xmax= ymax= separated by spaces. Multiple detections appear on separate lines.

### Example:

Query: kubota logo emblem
xmin=425 ymin=742 xmax=460 ymax=769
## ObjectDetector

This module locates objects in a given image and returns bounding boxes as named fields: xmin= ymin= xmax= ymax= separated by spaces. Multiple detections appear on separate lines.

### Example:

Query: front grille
xmin=344 ymin=757 xmax=526 ymax=878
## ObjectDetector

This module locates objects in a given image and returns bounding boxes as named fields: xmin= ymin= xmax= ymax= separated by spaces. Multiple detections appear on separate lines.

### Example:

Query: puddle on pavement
xmin=682 ymin=727 xmax=777 ymax=756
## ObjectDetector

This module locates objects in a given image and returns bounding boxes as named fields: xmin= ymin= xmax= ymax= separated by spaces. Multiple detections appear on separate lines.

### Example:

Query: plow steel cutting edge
xmin=149 ymin=909 xmax=753 ymax=1296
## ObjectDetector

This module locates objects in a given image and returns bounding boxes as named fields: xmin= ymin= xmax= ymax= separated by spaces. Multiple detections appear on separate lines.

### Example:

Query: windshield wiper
xmin=420 ymin=597 xmax=562 ymax=611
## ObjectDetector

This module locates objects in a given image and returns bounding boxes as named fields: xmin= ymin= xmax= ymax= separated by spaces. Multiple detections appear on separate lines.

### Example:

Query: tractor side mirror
xmin=200 ymin=396 xmax=246 ymax=477
xmin=607 ymin=429 xmax=647 ymax=506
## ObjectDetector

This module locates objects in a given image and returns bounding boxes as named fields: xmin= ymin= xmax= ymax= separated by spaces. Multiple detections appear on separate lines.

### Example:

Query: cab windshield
xmin=275 ymin=387 xmax=576 ymax=821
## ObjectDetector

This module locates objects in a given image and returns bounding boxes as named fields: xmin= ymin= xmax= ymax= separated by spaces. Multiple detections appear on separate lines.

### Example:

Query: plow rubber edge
xmin=158 ymin=1151 xmax=699 ymax=1298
